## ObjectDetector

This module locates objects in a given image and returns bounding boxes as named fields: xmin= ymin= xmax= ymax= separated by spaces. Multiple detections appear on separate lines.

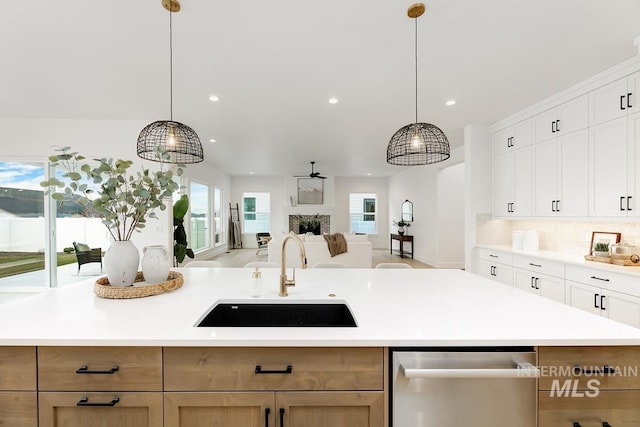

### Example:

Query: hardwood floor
xmin=206 ymin=248 xmax=432 ymax=268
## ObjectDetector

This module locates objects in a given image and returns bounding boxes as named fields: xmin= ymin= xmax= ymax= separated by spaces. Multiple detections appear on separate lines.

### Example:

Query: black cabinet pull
xmin=551 ymin=120 xmax=556 ymax=133
xmin=255 ymin=365 xmax=293 ymax=374
xmin=628 ymin=196 xmax=632 ymax=211
xmin=603 ymin=422 xmax=612 ymax=427
xmin=77 ymin=396 xmax=120 ymax=407
xmin=601 ymin=295 xmax=606 ymax=311
xmin=489 ymin=254 xmax=498 ymax=258
xmin=280 ymin=408 xmax=285 ymax=427
xmin=620 ymin=196 xmax=626 ymax=211
xmin=556 ymin=200 xmax=560 ymax=212
xmin=574 ymin=423 xmax=582 ymax=427
xmin=594 ymin=293 xmax=600 ymax=309
xmin=535 ymin=277 xmax=540 ymax=290
xmin=265 ymin=408 xmax=271 ymax=427
xmin=590 ymin=276 xmax=610 ymax=282
xmin=573 ymin=365 xmax=615 ymax=375
xmin=491 ymin=266 xmax=496 ymax=276
xmin=529 ymin=263 xmax=542 ymax=268
xmin=530 ymin=276 xmax=535 ymax=289
xmin=556 ymin=119 xmax=560 ymax=132
xmin=627 ymin=92 xmax=633 ymax=108
xmin=621 ymin=94 xmax=626 ymax=110
xmin=76 ymin=365 xmax=119 ymax=374
xmin=552 ymin=200 xmax=556 ymax=212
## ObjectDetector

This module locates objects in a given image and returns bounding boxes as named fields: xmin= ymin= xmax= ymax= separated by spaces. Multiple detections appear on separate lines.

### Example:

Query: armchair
xmin=255 ymin=232 xmax=272 ymax=255
xmin=72 ymin=241 xmax=102 ymax=274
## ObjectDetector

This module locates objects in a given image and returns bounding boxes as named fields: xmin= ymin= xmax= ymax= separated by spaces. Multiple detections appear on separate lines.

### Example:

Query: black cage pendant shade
xmin=137 ymin=0 xmax=204 ymax=164
xmin=386 ymin=3 xmax=450 ymax=166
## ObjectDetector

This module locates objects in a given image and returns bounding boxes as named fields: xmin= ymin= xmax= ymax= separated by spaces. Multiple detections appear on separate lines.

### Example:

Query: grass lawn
xmin=0 ymin=252 xmax=78 ymax=279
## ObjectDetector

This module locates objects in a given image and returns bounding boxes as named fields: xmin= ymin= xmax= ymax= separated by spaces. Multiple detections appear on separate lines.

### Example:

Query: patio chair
xmin=72 ymin=242 xmax=102 ymax=274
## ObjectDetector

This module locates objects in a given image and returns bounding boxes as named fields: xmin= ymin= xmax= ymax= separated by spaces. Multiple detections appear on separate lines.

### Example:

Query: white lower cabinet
xmin=514 ymin=269 xmax=565 ymax=303
xmin=567 ymin=280 xmax=640 ymax=328
xmin=477 ymin=249 xmax=513 ymax=286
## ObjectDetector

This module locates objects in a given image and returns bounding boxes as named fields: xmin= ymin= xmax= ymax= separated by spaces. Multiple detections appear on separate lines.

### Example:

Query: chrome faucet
xmin=280 ymin=232 xmax=307 ymax=297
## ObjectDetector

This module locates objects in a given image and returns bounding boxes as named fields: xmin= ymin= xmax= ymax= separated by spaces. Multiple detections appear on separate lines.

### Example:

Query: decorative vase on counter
xmin=104 ymin=240 xmax=140 ymax=287
xmin=141 ymin=245 xmax=170 ymax=284
xmin=398 ymin=227 xmax=405 ymax=235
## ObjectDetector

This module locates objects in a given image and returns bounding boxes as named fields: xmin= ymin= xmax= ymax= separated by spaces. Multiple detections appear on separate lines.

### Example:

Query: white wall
xmin=463 ymin=124 xmax=493 ymax=272
xmin=388 ymin=146 xmax=465 ymax=267
xmin=230 ymin=175 xmax=389 ymax=249
xmin=437 ymin=162 xmax=465 ymax=268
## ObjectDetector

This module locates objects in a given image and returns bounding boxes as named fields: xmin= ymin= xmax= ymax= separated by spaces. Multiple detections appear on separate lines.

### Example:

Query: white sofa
xmin=267 ymin=233 xmax=373 ymax=268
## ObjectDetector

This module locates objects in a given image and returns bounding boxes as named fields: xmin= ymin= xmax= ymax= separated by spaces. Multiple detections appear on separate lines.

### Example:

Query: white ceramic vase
xmin=141 ymin=245 xmax=170 ymax=284
xmin=104 ymin=240 xmax=140 ymax=287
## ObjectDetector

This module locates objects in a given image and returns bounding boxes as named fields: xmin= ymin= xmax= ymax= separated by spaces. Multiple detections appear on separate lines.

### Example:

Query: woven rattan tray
xmin=94 ymin=271 xmax=183 ymax=299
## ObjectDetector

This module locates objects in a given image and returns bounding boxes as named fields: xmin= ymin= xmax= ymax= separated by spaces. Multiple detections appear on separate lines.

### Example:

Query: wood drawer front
xmin=0 ymin=347 xmax=36 ymax=390
xmin=38 ymin=347 xmax=162 ymax=391
xmin=539 ymin=390 xmax=640 ymax=426
xmin=512 ymin=255 xmax=564 ymax=278
xmin=38 ymin=392 xmax=163 ymax=427
xmin=164 ymin=347 xmax=384 ymax=391
xmin=0 ymin=392 xmax=37 ymax=427
xmin=539 ymin=346 xmax=640 ymax=390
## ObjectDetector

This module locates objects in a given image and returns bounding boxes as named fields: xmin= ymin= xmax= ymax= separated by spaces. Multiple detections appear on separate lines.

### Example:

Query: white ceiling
xmin=1 ymin=0 xmax=639 ymax=177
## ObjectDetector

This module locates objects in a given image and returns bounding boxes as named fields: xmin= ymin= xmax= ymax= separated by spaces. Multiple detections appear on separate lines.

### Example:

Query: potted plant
xmin=297 ymin=214 xmax=322 ymax=234
xmin=173 ymin=194 xmax=194 ymax=266
xmin=593 ymin=242 xmax=610 ymax=258
xmin=40 ymin=146 xmax=182 ymax=286
xmin=393 ymin=220 xmax=410 ymax=235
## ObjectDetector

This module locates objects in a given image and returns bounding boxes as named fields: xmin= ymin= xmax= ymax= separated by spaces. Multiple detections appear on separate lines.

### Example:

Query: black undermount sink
xmin=197 ymin=302 xmax=357 ymax=327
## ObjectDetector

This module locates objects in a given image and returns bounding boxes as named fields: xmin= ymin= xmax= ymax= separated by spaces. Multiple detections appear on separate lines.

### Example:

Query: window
xmin=349 ymin=193 xmax=377 ymax=234
xmin=213 ymin=187 xmax=223 ymax=245
xmin=243 ymin=192 xmax=270 ymax=233
xmin=190 ymin=181 xmax=210 ymax=251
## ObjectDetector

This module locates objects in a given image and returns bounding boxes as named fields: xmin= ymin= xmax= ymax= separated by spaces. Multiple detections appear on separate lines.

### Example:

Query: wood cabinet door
xmin=0 ymin=392 xmax=37 ymax=427
xmin=539 ymin=390 xmax=640 ymax=426
xmin=276 ymin=391 xmax=384 ymax=427
xmin=0 ymin=347 xmax=36 ymax=390
xmin=165 ymin=392 xmax=274 ymax=427
xmin=589 ymin=117 xmax=629 ymax=217
xmin=39 ymin=392 xmax=163 ymax=427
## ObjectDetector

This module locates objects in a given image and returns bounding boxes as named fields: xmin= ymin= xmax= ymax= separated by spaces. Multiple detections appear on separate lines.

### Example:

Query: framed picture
xmin=297 ymin=178 xmax=323 ymax=205
xmin=589 ymin=231 xmax=621 ymax=254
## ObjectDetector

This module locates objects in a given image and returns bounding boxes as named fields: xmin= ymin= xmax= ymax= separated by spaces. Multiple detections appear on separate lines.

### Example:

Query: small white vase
xmin=104 ymin=240 xmax=140 ymax=287
xmin=141 ymin=245 xmax=170 ymax=284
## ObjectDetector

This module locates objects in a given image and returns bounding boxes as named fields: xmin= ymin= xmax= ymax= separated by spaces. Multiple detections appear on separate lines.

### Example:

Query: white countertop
xmin=1 ymin=268 xmax=640 ymax=347
xmin=477 ymin=244 xmax=640 ymax=277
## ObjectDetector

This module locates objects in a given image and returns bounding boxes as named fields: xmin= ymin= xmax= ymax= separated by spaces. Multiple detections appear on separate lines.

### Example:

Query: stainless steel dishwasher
xmin=390 ymin=347 xmax=539 ymax=427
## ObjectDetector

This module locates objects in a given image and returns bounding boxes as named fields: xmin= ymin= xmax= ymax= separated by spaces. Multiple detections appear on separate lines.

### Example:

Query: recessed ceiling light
xmin=209 ymin=95 xmax=219 ymax=102
xmin=329 ymin=97 xmax=339 ymax=104
xmin=249 ymin=171 xmax=254 ymax=175
xmin=209 ymin=139 xmax=216 ymax=143
xmin=446 ymin=99 xmax=456 ymax=106
xmin=367 ymin=173 xmax=372 ymax=176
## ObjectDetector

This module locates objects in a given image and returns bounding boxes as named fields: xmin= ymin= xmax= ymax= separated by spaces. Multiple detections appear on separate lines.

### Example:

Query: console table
xmin=390 ymin=234 xmax=413 ymax=259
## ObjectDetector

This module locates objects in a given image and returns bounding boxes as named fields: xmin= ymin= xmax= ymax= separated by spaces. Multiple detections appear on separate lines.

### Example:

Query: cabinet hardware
xmin=620 ymin=196 xmax=626 ymax=211
xmin=603 ymin=422 xmax=612 ymax=427
xmin=627 ymin=196 xmax=632 ymax=211
xmin=529 ymin=263 xmax=542 ymax=268
xmin=76 ymin=365 xmax=119 ymax=374
xmin=280 ymin=408 xmax=285 ymax=427
xmin=77 ymin=396 xmax=120 ymax=407
xmin=556 ymin=200 xmax=560 ymax=212
xmin=573 ymin=423 xmax=582 ymax=427
xmin=600 ymin=295 xmax=606 ymax=311
xmin=507 ymin=137 xmax=513 ymax=148
xmin=255 ymin=365 xmax=293 ymax=374
xmin=530 ymin=277 xmax=535 ymax=289
xmin=620 ymin=94 xmax=626 ymax=110
xmin=535 ymin=277 xmax=540 ymax=290
xmin=491 ymin=266 xmax=496 ymax=276
xmin=556 ymin=119 xmax=560 ymax=132
xmin=627 ymin=92 xmax=633 ymax=108
xmin=573 ymin=365 xmax=615 ymax=375
xmin=489 ymin=254 xmax=498 ymax=258
xmin=594 ymin=293 xmax=600 ymax=309
xmin=552 ymin=200 xmax=556 ymax=212
xmin=590 ymin=276 xmax=610 ymax=282
xmin=551 ymin=121 xmax=555 ymax=133
xmin=265 ymin=408 xmax=271 ymax=427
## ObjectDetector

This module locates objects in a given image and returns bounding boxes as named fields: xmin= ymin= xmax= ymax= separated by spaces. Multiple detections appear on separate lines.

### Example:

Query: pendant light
xmin=137 ymin=0 xmax=204 ymax=164
xmin=386 ymin=3 xmax=450 ymax=166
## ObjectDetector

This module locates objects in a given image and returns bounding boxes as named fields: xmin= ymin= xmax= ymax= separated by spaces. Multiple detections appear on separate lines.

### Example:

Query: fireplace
xmin=289 ymin=215 xmax=330 ymax=235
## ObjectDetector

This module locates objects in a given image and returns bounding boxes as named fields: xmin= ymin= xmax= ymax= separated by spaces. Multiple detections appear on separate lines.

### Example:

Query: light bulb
xmin=167 ymin=127 xmax=177 ymax=146
xmin=410 ymin=131 xmax=423 ymax=148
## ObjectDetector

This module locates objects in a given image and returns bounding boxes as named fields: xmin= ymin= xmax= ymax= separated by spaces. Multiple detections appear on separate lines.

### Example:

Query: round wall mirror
xmin=401 ymin=199 xmax=413 ymax=223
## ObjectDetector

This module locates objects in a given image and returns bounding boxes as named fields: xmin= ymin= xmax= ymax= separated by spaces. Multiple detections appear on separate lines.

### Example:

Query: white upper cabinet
xmin=494 ymin=148 xmax=532 ymax=217
xmin=533 ymin=129 xmax=589 ymax=216
xmin=532 ymin=95 xmax=589 ymax=143
xmin=494 ymin=119 xmax=532 ymax=156
xmin=589 ymin=71 xmax=640 ymax=126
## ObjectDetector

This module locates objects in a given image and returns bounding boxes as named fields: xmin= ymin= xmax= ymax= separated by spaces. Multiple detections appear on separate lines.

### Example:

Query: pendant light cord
xmin=169 ymin=7 xmax=173 ymax=121
xmin=414 ymin=15 xmax=418 ymax=126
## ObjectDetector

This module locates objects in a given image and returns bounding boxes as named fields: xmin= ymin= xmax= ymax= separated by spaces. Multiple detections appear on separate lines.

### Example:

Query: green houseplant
xmin=593 ymin=242 xmax=610 ymax=257
xmin=173 ymin=194 xmax=194 ymax=266
xmin=40 ymin=146 xmax=183 ymax=286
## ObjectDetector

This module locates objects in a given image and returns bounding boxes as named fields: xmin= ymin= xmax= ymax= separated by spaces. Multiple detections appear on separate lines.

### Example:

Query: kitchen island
xmin=1 ymin=268 xmax=640 ymax=427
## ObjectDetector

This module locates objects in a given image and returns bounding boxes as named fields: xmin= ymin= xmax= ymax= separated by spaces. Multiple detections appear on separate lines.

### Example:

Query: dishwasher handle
xmin=400 ymin=362 xmax=540 ymax=379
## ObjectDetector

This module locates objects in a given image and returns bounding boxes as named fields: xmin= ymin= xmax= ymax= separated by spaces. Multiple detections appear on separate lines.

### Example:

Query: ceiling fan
xmin=294 ymin=161 xmax=327 ymax=179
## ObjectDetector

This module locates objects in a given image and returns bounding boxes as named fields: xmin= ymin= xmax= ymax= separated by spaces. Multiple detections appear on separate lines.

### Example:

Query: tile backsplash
xmin=476 ymin=214 xmax=640 ymax=256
